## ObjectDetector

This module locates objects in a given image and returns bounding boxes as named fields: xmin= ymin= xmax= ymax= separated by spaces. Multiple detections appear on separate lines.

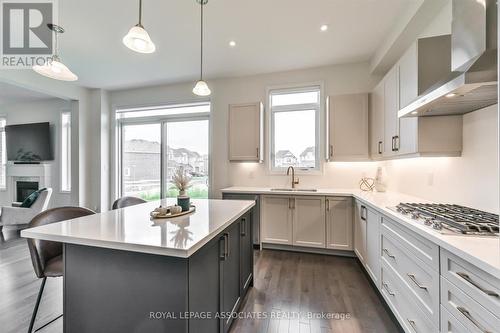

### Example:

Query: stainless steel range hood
xmin=399 ymin=0 xmax=497 ymax=118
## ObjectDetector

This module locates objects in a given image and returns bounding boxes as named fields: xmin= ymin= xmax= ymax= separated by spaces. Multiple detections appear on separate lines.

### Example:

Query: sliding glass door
xmin=118 ymin=103 xmax=210 ymax=201
xmin=164 ymin=119 xmax=209 ymax=198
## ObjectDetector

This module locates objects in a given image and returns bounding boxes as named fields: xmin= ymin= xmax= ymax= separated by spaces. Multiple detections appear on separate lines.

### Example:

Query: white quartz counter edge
xmin=221 ymin=187 xmax=500 ymax=278
xmin=21 ymin=201 xmax=255 ymax=258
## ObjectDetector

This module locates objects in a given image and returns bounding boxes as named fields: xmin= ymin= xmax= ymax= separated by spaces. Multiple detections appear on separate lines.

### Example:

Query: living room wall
xmin=0 ymin=98 xmax=74 ymax=208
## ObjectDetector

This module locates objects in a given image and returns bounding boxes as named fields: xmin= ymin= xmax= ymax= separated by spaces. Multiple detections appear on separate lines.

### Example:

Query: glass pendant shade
xmin=33 ymin=58 xmax=78 ymax=81
xmin=123 ymin=25 xmax=156 ymax=53
xmin=192 ymin=80 xmax=211 ymax=96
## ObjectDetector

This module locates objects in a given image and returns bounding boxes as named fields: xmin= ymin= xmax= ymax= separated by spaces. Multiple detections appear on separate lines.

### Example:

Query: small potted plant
xmin=172 ymin=167 xmax=192 ymax=211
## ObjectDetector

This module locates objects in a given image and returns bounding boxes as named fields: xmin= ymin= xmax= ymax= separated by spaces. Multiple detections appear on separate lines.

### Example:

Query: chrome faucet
xmin=286 ymin=166 xmax=299 ymax=189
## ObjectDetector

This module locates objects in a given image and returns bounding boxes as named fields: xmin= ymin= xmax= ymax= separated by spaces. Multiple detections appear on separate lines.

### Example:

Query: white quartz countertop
xmin=221 ymin=186 xmax=500 ymax=278
xmin=21 ymin=199 xmax=255 ymax=258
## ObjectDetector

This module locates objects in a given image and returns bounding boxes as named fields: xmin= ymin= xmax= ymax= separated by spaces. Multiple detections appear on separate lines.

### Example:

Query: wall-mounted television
xmin=5 ymin=122 xmax=53 ymax=162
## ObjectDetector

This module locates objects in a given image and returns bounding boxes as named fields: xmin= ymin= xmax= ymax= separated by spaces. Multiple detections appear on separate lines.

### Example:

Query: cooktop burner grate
xmin=396 ymin=203 xmax=499 ymax=235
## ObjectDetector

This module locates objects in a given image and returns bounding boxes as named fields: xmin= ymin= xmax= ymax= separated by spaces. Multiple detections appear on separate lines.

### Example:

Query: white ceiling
xmin=0 ymin=82 xmax=55 ymax=105
xmin=57 ymin=0 xmax=421 ymax=90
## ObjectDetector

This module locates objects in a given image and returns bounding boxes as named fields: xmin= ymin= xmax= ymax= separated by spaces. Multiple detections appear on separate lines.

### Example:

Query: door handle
xmin=220 ymin=235 xmax=227 ymax=260
xmin=360 ymin=206 xmax=366 ymax=221
xmin=394 ymin=135 xmax=399 ymax=151
xmin=407 ymin=274 xmax=428 ymax=291
xmin=241 ymin=218 xmax=246 ymax=236
xmin=329 ymin=145 xmax=333 ymax=158
xmin=378 ymin=141 xmax=383 ymax=154
xmin=383 ymin=283 xmax=395 ymax=296
xmin=457 ymin=272 xmax=499 ymax=297
xmin=225 ymin=233 xmax=230 ymax=259
xmin=326 ymin=199 xmax=330 ymax=212
xmin=383 ymin=248 xmax=396 ymax=259
xmin=407 ymin=319 xmax=418 ymax=333
xmin=456 ymin=306 xmax=491 ymax=333
xmin=391 ymin=136 xmax=396 ymax=152
xmin=256 ymin=147 xmax=259 ymax=158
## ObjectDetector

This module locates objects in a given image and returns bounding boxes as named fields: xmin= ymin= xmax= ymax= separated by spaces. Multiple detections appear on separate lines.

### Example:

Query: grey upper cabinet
xmin=326 ymin=93 xmax=369 ymax=161
xmin=370 ymin=80 xmax=385 ymax=159
xmin=228 ymin=102 xmax=263 ymax=162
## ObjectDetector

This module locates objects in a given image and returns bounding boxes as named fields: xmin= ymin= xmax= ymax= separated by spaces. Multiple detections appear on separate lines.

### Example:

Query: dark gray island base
xmin=63 ymin=211 xmax=253 ymax=333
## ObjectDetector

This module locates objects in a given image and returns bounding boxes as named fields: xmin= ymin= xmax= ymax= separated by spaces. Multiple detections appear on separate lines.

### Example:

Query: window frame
xmin=115 ymin=101 xmax=211 ymax=200
xmin=60 ymin=110 xmax=72 ymax=193
xmin=268 ymin=85 xmax=323 ymax=174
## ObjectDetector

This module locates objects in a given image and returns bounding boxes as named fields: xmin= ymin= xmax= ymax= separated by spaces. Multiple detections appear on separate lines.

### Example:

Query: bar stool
xmin=26 ymin=206 xmax=95 ymax=333
xmin=112 ymin=196 xmax=147 ymax=209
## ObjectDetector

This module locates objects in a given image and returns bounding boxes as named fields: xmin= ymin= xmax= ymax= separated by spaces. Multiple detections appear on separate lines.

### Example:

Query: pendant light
xmin=192 ymin=0 xmax=211 ymax=96
xmin=33 ymin=24 xmax=78 ymax=81
xmin=123 ymin=0 xmax=156 ymax=53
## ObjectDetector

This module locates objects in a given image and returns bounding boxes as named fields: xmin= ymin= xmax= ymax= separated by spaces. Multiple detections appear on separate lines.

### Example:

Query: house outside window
xmin=269 ymin=86 xmax=321 ymax=172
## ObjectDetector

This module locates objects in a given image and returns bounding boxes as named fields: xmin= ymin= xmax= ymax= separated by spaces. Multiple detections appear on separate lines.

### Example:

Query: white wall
xmin=384 ymin=105 xmax=499 ymax=213
xmin=0 ymin=98 xmax=74 ymax=207
xmin=110 ymin=62 xmax=382 ymax=199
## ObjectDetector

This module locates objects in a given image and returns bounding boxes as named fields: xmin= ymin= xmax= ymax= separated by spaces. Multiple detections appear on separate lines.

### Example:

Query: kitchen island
xmin=21 ymin=199 xmax=255 ymax=333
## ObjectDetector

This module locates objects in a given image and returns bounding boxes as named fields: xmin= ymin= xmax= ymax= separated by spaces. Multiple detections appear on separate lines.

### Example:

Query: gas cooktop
xmin=389 ymin=203 xmax=499 ymax=236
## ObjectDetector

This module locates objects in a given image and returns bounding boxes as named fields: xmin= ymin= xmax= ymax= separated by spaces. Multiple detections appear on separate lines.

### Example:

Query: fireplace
xmin=16 ymin=181 xmax=39 ymax=202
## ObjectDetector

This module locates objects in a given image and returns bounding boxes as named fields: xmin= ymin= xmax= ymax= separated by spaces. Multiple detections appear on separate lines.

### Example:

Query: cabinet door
xmin=365 ymin=208 xmax=381 ymax=287
xmin=223 ymin=193 xmax=260 ymax=245
xmin=228 ymin=102 xmax=263 ymax=161
xmin=399 ymin=42 xmax=418 ymax=109
xmin=261 ymin=196 xmax=292 ymax=244
xmin=292 ymin=196 xmax=326 ymax=248
xmin=370 ymin=81 xmax=385 ymax=159
xmin=354 ymin=201 xmax=367 ymax=263
xmin=327 ymin=94 xmax=369 ymax=161
xmin=220 ymin=222 xmax=241 ymax=333
xmin=239 ymin=212 xmax=253 ymax=295
xmin=383 ymin=66 xmax=399 ymax=157
xmin=326 ymin=197 xmax=353 ymax=250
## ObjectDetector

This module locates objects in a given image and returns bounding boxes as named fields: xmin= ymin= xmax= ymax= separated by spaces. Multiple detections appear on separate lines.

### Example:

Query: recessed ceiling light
xmin=445 ymin=93 xmax=457 ymax=98
xmin=320 ymin=24 xmax=328 ymax=32
xmin=229 ymin=40 xmax=236 ymax=47
xmin=411 ymin=111 xmax=418 ymax=115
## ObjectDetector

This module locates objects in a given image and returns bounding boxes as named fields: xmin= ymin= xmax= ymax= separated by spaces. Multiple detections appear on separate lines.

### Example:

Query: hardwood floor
xmin=0 ymin=230 xmax=399 ymax=333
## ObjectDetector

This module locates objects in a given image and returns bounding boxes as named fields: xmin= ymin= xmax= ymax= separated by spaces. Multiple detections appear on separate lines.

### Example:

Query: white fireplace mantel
xmin=6 ymin=163 xmax=52 ymax=202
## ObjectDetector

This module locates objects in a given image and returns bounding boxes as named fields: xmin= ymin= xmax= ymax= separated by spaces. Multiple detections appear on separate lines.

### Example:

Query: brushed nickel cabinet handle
xmin=241 ymin=218 xmax=246 ymax=236
xmin=256 ymin=147 xmax=259 ymax=158
xmin=394 ymin=135 xmax=400 ymax=151
xmin=457 ymin=272 xmax=499 ymax=297
xmin=360 ymin=206 xmax=366 ymax=221
xmin=225 ymin=233 xmax=230 ymax=259
xmin=391 ymin=136 xmax=395 ymax=151
xmin=220 ymin=235 xmax=227 ymax=260
xmin=456 ymin=306 xmax=491 ymax=333
xmin=383 ymin=283 xmax=395 ymax=296
xmin=383 ymin=248 xmax=396 ymax=259
xmin=329 ymin=145 xmax=333 ymax=158
xmin=378 ymin=141 xmax=383 ymax=154
xmin=407 ymin=274 xmax=428 ymax=291
xmin=326 ymin=199 xmax=330 ymax=212
xmin=407 ymin=319 xmax=418 ymax=332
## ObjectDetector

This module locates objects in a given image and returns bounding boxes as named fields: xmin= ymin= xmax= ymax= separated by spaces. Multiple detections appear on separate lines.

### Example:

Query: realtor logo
xmin=1 ymin=0 xmax=57 ymax=68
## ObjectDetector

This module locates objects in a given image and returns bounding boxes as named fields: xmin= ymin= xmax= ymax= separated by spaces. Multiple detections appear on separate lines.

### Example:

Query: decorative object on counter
xmin=150 ymin=205 xmax=196 ymax=219
xmin=172 ymin=167 xmax=192 ymax=196
xmin=177 ymin=196 xmax=191 ymax=212
xmin=171 ymin=167 xmax=192 ymax=211
xmin=374 ymin=166 xmax=388 ymax=192
xmin=359 ymin=177 xmax=375 ymax=192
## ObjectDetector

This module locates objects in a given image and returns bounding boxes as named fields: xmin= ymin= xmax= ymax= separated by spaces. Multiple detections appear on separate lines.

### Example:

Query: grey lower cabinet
xmin=222 ymin=193 xmax=260 ymax=245
xmin=64 ymin=211 xmax=253 ymax=333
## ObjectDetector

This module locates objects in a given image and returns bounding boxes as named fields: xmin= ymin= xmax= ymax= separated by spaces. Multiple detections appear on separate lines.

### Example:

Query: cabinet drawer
xmin=441 ymin=249 xmax=500 ymax=317
xmin=381 ymin=217 xmax=439 ymax=271
xmin=381 ymin=233 xmax=439 ymax=326
xmin=440 ymin=305 xmax=469 ymax=333
xmin=441 ymin=277 xmax=500 ymax=333
xmin=381 ymin=261 xmax=438 ymax=333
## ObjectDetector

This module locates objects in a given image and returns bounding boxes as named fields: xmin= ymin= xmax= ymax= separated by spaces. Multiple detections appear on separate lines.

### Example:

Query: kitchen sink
xmin=270 ymin=188 xmax=317 ymax=192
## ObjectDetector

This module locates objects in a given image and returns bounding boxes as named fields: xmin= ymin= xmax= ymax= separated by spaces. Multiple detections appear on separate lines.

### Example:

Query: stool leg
xmin=28 ymin=277 xmax=46 ymax=333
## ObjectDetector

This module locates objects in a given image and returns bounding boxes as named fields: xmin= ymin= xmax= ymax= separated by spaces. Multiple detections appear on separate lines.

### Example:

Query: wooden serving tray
xmin=150 ymin=205 xmax=196 ymax=219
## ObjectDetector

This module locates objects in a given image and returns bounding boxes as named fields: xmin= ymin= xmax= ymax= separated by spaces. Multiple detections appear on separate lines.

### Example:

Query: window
xmin=0 ymin=118 xmax=6 ymax=189
xmin=61 ymin=111 xmax=71 ymax=192
xmin=117 ymin=102 xmax=210 ymax=201
xmin=270 ymin=86 xmax=321 ymax=171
